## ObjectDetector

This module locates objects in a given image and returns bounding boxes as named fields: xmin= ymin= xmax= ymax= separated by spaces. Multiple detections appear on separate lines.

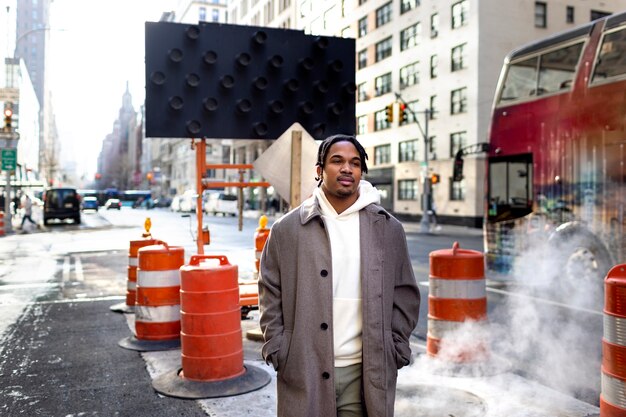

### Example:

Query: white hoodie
xmin=314 ymin=180 xmax=381 ymax=367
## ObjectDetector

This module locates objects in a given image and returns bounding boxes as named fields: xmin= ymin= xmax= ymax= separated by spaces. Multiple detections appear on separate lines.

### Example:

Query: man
xmin=20 ymin=193 xmax=38 ymax=230
xmin=258 ymin=134 xmax=420 ymax=417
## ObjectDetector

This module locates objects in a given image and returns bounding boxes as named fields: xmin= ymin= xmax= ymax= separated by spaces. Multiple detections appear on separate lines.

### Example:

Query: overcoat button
xmin=320 ymin=269 xmax=328 ymax=277
xmin=320 ymin=323 xmax=328 ymax=330
xmin=322 ymin=372 xmax=330 ymax=379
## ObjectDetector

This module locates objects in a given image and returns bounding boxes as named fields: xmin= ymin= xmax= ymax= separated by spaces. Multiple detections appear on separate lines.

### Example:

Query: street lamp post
xmin=395 ymin=92 xmax=433 ymax=233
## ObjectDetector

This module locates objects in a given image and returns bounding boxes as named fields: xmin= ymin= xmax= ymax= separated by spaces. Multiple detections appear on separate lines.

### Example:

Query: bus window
xmin=592 ymin=27 xmax=626 ymax=82
xmin=499 ymin=57 xmax=538 ymax=103
xmin=538 ymin=42 xmax=583 ymax=94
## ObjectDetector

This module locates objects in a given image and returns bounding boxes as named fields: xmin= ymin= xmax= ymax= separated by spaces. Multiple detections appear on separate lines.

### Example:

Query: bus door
xmin=487 ymin=154 xmax=533 ymax=222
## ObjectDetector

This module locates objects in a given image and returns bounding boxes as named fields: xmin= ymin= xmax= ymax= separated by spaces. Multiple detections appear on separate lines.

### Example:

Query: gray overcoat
xmin=258 ymin=196 xmax=420 ymax=417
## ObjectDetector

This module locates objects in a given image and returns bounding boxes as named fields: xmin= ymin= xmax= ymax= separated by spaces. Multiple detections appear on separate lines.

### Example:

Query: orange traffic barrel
xmin=118 ymin=240 xmax=184 ymax=351
xmin=152 ymin=255 xmax=271 ymax=399
xmin=0 ymin=211 xmax=4 ymax=237
xmin=179 ymin=255 xmax=244 ymax=381
xmin=253 ymin=215 xmax=269 ymax=279
xmin=110 ymin=236 xmax=156 ymax=314
xmin=427 ymin=241 xmax=488 ymax=362
xmin=601 ymin=264 xmax=626 ymax=416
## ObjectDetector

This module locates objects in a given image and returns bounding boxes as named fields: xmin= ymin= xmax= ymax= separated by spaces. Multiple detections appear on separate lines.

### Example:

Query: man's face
xmin=318 ymin=141 xmax=362 ymax=201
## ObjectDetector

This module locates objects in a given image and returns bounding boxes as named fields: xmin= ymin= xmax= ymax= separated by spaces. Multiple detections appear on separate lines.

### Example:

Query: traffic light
xmin=431 ymin=173 xmax=440 ymax=184
xmin=3 ymin=103 xmax=13 ymax=132
xmin=398 ymin=103 xmax=408 ymax=124
xmin=385 ymin=103 xmax=394 ymax=123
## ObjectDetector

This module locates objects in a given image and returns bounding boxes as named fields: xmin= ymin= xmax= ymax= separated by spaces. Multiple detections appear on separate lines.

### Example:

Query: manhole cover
xmin=396 ymin=384 xmax=486 ymax=417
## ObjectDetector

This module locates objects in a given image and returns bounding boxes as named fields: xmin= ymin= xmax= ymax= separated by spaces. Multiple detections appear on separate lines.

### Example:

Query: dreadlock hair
xmin=315 ymin=134 xmax=369 ymax=187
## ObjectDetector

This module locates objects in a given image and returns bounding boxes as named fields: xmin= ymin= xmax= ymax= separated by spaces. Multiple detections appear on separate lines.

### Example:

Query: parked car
xmin=178 ymin=190 xmax=198 ymax=213
xmin=153 ymin=197 xmax=172 ymax=208
xmin=205 ymin=192 xmax=238 ymax=216
xmin=104 ymin=198 xmax=122 ymax=210
xmin=43 ymin=187 xmax=81 ymax=225
xmin=81 ymin=196 xmax=99 ymax=211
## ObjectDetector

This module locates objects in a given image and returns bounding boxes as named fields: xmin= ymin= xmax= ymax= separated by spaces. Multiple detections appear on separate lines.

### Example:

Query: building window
xmin=376 ymin=2 xmax=393 ymax=28
xmin=535 ymin=2 xmax=547 ymax=28
xmin=452 ymin=0 xmax=469 ymax=29
xmin=375 ymin=72 xmax=392 ymax=96
xmin=430 ymin=55 xmax=438 ymax=78
xmin=428 ymin=135 xmax=437 ymax=160
xmin=358 ymin=16 xmax=368 ymax=37
xmin=450 ymin=131 xmax=467 ymax=157
xmin=359 ymin=0 xmax=367 ymax=5
xmin=374 ymin=144 xmax=391 ymax=165
xmin=212 ymin=9 xmax=220 ymax=22
xmin=401 ymin=0 xmax=419 ymax=15
xmin=451 ymin=87 xmax=468 ymax=114
xmin=450 ymin=179 xmax=465 ymax=201
xmin=199 ymin=7 xmax=207 ymax=21
xmin=399 ymin=179 xmax=418 ymax=200
xmin=357 ymin=115 xmax=367 ymax=135
xmin=357 ymin=82 xmax=368 ymax=102
xmin=566 ymin=6 xmax=574 ymax=23
xmin=375 ymin=37 xmax=393 ymax=62
xmin=399 ymin=140 xmax=418 ymax=162
xmin=400 ymin=61 xmax=419 ymax=89
xmin=375 ymin=109 xmax=391 ymax=131
xmin=451 ymin=43 xmax=466 ymax=71
xmin=358 ymin=49 xmax=368 ymax=69
xmin=431 ymin=13 xmax=439 ymax=38
xmin=400 ymin=22 xmax=421 ymax=51
xmin=429 ymin=95 xmax=437 ymax=119
xmin=591 ymin=10 xmax=610 ymax=20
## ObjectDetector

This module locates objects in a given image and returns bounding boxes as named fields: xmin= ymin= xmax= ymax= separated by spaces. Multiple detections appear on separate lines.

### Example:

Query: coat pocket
xmin=277 ymin=329 xmax=292 ymax=373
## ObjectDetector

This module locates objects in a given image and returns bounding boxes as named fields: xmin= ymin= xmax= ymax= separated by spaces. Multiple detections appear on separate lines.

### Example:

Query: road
xmin=0 ymin=206 xmax=604 ymax=415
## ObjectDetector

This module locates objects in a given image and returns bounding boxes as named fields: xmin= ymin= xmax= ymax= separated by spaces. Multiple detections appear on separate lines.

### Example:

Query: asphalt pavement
xmin=0 ymin=208 xmax=602 ymax=416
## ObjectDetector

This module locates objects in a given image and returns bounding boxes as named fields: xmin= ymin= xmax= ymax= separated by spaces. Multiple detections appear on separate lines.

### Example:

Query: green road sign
xmin=1 ymin=148 xmax=16 ymax=171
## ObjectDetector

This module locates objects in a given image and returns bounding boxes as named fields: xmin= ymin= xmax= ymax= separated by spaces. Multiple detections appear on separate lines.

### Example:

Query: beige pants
xmin=335 ymin=363 xmax=363 ymax=417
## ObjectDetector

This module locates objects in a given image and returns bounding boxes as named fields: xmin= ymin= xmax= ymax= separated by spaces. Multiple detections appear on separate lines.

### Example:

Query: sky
xmin=48 ymin=0 xmax=178 ymax=179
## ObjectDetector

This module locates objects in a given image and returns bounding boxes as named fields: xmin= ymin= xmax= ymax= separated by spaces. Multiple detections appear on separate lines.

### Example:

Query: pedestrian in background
xmin=20 ymin=194 xmax=37 ymax=230
xmin=258 ymin=134 xmax=420 ymax=417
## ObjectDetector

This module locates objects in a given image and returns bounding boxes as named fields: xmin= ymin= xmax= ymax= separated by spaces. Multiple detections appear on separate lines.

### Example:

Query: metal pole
xmin=4 ymin=170 xmax=12 ymax=234
xmin=419 ymin=109 xmax=431 ymax=233
xmin=195 ymin=139 xmax=205 ymax=255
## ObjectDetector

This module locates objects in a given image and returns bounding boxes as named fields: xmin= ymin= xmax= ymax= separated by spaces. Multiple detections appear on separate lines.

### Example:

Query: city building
xmin=230 ymin=0 xmax=626 ymax=226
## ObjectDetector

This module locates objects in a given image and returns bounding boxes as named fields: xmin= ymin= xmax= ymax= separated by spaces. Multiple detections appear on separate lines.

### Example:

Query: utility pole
xmin=395 ymin=93 xmax=433 ymax=233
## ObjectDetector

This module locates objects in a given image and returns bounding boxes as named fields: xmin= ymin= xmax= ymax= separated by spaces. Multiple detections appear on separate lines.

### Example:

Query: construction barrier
xmin=427 ymin=241 xmax=488 ymax=362
xmin=179 ymin=255 xmax=244 ymax=381
xmin=118 ymin=240 xmax=184 ymax=351
xmin=110 ymin=236 xmax=156 ymax=313
xmin=601 ymin=263 xmax=626 ymax=417
xmin=0 ymin=211 xmax=4 ymax=237
xmin=152 ymin=255 xmax=271 ymax=399
xmin=253 ymin=215 xmax=269 ymax=279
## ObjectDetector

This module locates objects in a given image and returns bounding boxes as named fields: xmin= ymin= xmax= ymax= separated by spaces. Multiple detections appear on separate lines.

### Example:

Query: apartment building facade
xmin=228 ymin=0 xmax=626 ymax=225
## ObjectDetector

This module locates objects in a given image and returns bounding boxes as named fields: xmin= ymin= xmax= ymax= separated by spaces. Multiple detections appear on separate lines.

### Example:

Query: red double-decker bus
xmin=485 ymin=12 xmax=626 ymax=294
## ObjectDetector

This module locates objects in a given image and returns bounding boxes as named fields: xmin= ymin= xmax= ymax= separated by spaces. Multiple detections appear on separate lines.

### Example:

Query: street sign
xmin=1 ymin=148 xmax=17 ymax=171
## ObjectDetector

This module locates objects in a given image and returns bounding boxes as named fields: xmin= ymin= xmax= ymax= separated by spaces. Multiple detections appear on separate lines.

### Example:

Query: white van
xmin=178 ymin=190 xmax=198 ymax=213
xmin=204 ymin=192 xmax=238 ymax=216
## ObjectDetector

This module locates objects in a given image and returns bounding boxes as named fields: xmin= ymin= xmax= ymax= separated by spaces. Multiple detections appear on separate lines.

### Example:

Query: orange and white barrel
xmin=427 ymin=241 xmax=488 ymax=362
xmin=0 ymin=211 xmax=4 ymax=237
xmin=135 ymin=242 xmax=184 ymax=342
xmin=601 ymin=264 xmax=626 ymax=417
xmin=179 ymin=255 xmax=244 ymax=381
xmin=127 ymin=238 xmax=156 ymax=307
xmin=254 ymin=215 xmax=269 ymax=279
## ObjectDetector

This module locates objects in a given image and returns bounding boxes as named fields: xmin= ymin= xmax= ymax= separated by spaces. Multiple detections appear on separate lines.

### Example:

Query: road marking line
xmin=73 ymin=256 xmax=84 ymax=282
xmin=62 ymin=256 xmax=70 ymax=282
xmin=418 ymin=280 xmax=601 ymax=316
xmin=0 ymin=295 xmax=125 ymax=307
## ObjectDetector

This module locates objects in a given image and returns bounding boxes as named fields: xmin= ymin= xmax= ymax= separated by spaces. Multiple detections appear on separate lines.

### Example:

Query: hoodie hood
xmin=314 ymin=180 xmax=381 ymax=218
